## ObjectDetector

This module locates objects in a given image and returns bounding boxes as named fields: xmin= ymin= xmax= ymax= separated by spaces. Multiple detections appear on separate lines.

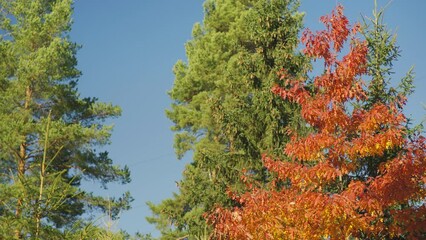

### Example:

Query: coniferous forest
xmin=0 ymin=0 xmax=425 ymax=239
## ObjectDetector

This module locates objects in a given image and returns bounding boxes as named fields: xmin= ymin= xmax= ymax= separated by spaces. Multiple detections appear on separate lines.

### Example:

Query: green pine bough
xmin=0 ymin=0 xmax=131 ymax=238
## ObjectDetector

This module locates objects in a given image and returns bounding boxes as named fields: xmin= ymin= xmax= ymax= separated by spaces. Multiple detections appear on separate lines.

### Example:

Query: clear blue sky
xmin=70 ymin=0 xmax=426 ymax=236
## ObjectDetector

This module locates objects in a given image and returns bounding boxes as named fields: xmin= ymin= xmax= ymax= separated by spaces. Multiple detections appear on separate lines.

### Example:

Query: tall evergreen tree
xmin=0 ymin=0 xmax=131 ymax=238
xmin=147 ymin=0 xmax=308 ymax=238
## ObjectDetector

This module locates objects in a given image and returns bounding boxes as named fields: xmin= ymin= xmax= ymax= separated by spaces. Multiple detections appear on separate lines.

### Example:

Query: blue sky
xmin=70 ymin=0 xmax=425 ymax=236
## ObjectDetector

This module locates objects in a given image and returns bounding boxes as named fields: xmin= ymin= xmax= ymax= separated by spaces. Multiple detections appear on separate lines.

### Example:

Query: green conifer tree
xmin=0 ymin=0 xmax=131 ymax=238
xmin=147 ymin=0 xmax=308 ymax=238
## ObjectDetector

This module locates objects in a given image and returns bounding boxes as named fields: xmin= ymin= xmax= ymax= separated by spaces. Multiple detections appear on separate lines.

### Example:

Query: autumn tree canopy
xmin=210 ymin=5 xmax=425 ymax=240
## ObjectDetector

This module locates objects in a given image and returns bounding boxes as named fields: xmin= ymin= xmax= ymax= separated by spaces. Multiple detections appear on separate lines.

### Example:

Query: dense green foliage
xmin=147 ymin=0 xmax=309 ymax=238
xmin=0 ymin=0 xmax=131 ymax=238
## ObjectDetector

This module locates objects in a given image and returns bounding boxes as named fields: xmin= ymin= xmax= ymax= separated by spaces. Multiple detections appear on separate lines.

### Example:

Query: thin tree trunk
xmin=15 ymin=85 xmax=32 ymax=239
xmin=14 ymin=144 xmax=26 ymax=239
xmin=35 ymin=111 xmax=52 ymax=238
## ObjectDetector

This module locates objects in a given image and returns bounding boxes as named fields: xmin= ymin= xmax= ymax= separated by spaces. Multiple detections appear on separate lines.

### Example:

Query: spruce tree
xmin=0 ymin=0 xmax=131 ymax=238
xmin=147 ymin=0 xmax=308 ymax=238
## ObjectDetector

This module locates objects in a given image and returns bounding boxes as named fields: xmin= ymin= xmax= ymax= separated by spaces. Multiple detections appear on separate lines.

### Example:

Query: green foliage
xmin=362 ymin=1 xmax=415 ymax=109
xmin=0 ymin=0 xmax=131 ymax=238
xmin=148 ymin=0 xmax=309 ymax=238
xmin=355 ymin=1 xmax=420 ymax=183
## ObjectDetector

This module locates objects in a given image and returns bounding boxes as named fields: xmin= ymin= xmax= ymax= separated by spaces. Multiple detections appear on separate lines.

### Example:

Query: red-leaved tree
xmin=209 ymin=5 xmax=426 ymax=239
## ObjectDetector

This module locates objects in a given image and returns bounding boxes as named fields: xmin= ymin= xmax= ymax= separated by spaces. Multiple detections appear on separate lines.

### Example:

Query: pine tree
xmin=147 ymin=0 xmax=308 ymax=238
xmin=0 ymin=0 xmax=131 ymax=238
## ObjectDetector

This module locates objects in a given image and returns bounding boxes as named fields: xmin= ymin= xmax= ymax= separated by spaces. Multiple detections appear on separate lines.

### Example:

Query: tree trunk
xmin=14 ymin=85 xmax=32 ymax=239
